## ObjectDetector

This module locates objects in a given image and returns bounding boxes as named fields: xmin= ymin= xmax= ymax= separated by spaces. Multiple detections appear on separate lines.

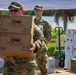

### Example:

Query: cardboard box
xmin=73 ymin=38 xmax=76 ymax=45
xmin=71 ymin=58 xmax=76 ymax=72
xmin=65 ymin=53 xmax=73 ymax=60
xmin=73 ymin=29 xmax=76 ymax=38
xmin=66 ymin=29 xmax=74 ymax=36
xmin=0 ymin=15 xmax=34 ymax=57
xmin=65 ymin=44 xmax=73 ymax=54
xmin=73 ymin=45 xmax=76 ymax=52
xmin=0 ymin=50 xmax=33 ymax=57
xmin=65 ymin=59 xmax=71 ymax=70
xmin=0 ymin=32 xmax=33 ymax=57
xmin=0 ymin=15 xmax=34 ymax=34
xmin=47 ymin=57 xmax=55 ymax=74
xmin=66 ymin=36 xmax=73 ymax=44
xmin=73 ymin=52 xmax=76 ymax=58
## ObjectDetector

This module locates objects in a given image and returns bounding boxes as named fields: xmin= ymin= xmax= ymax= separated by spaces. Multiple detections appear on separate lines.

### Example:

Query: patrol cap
xmin=34 ymin=5 xmax=43 ymax=10
xmin=8 ymin=2 xmax=24 ymax=9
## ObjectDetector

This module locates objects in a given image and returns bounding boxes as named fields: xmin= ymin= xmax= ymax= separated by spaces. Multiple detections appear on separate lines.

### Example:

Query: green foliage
xmin=47 ymin=43 xmax=59 ymax=58
xmin=47 ymin=29 xmax=66 ymax=58
xmin=24 ymin=10 xmax=34 ymax=15
xmin=47 ymin=43 xmax=55 ymax=56
xmin=24 ymin=10 xmax=55 ymax=16
xmin=52 ymin=29 xmax=57 ymax=38
xmin=2 ymin=10 xmax=9 ymax=15
xmin=43 ymin=10 xmax=55 ymax=16
xmin=47 ymin=42 xmax=65 ymax=58
xmin=52 ymin=28 xmax=66 ymax=38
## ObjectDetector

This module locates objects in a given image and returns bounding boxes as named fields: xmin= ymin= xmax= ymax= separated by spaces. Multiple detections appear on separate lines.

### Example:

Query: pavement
xmin=48 ymin=68 xmax=76 ymax=75
xmin=36 ymin=63 xmax=76 ymax=75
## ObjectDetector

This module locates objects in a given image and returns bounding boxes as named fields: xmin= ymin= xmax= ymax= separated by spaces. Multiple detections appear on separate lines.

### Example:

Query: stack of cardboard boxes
xmin=0 ymin=15 xmax=34 ymax=57
xmin=65 ymin=28 xmax=76 ymax=72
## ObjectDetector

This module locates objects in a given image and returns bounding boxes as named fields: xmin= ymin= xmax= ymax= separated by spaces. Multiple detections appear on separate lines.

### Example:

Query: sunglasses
xmin=34 ymin=9 xmax=42 ymax=12
xmin=9 ymin=9 xmax=19 ymax=13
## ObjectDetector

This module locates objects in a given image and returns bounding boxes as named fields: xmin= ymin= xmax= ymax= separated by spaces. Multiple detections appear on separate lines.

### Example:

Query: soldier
xmin=34 ymin=5 xmax=52 ymax=75
xmin=3 ymin=2 xmax=46 ymax=75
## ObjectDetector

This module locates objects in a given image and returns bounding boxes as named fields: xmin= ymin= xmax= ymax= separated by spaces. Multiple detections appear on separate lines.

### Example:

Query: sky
xmin=0 ymin=0 xmax=76 ymax=10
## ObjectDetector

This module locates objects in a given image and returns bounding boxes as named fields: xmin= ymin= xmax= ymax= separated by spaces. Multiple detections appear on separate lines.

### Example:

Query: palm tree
xmin=54 ymin=9 xmax=76 ymax=31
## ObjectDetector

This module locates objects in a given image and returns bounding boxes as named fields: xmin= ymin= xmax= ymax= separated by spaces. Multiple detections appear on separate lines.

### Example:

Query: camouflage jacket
xmin=34 ymin=18 xmax=52 ymax=44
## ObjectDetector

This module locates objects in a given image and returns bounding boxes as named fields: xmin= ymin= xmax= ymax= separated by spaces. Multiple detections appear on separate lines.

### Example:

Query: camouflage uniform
xmin=3 ymin=25 xmax=44 ymax=75
xmin=34 ymin=18 xmax=52 ymax=75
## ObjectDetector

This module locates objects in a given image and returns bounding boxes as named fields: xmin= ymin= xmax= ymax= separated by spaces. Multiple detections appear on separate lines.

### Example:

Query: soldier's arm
xmin=44 ymin=20 xmax=52 ymax=43
xmin=28 ymin=25 xmax=44 ymax=53
xmin=33 ymin=25 xmax=44 ymax=53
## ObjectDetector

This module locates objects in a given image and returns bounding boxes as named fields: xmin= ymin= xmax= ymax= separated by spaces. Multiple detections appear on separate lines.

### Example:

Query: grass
xmin=47 ymin=29 xmax=66 ymax=58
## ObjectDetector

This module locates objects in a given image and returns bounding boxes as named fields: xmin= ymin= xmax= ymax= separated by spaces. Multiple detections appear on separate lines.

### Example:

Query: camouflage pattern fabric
xmin=34 ymin=18 xmax=52 ymax=75
xmin=36 ymin=41 xmax=48 ymax=75
xmin=3 ymin=57 xmax=36 ymax=75
xmin=34 ymin=18 xmax=52 ymax=44
xmin=3 ymin=25 xmax=44 ymax=75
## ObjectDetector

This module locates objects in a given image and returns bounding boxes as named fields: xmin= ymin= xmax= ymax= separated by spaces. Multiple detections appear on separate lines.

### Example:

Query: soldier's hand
xmin=28 ymin=43 xmax=36 ymax=53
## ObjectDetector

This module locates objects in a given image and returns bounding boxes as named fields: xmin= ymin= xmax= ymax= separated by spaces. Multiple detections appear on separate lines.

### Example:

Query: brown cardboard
xmin=0 ymin=51 xmax=33 ymax=57
xmin=0 ymin=15 xmax=34 ymax=57
xmin=0 ymin=33 xmax=33 ymax=57
xmin=71 ymin=58 xmax=76 ymax=72
xmin=0 ymin=15 xmax=34 ymax=34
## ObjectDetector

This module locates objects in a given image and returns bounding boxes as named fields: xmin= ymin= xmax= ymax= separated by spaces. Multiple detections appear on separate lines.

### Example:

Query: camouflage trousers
xmin=3 ymin=57 xmax=37 ymax=75
xmin=36 ymin=50 xmax=48 ymax=75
